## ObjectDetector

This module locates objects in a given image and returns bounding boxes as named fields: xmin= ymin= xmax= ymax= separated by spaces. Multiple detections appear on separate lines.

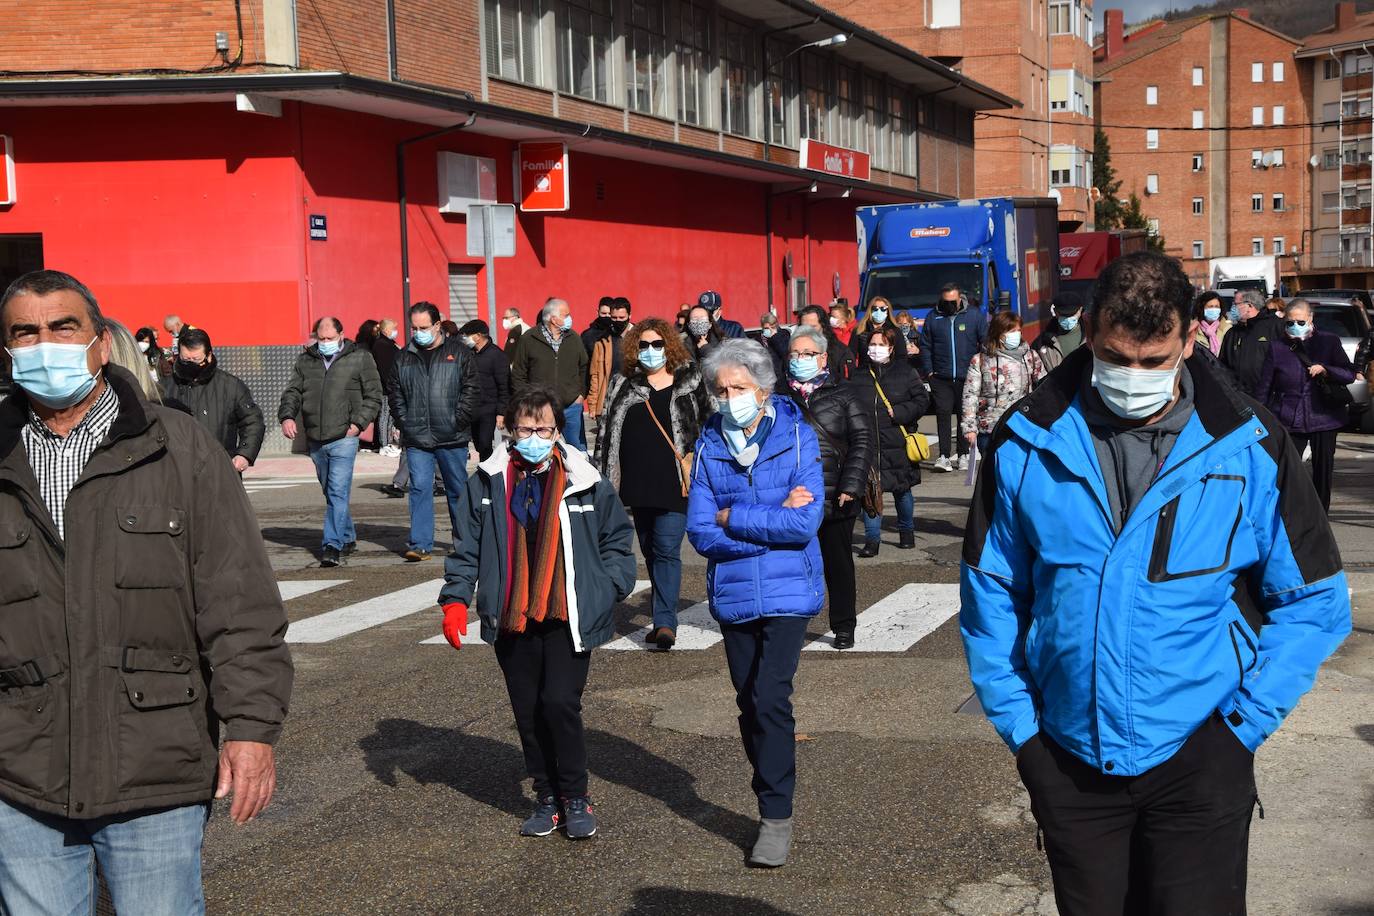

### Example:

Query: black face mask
xmin=610 ymin=320 xmax=629 ymax=335
xmin=176 ymin=358 xmax=209 ymax=381
xmin=938 ymin=300 xmax=960 ymax=315
xmin=593 ymin=316 xmax=613 ymax=331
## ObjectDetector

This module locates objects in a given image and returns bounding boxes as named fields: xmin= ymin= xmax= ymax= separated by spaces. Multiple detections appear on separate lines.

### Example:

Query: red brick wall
xmin=0 ymin=0 xmax=265 ymax=72
xmin=393 ymin=0 xmax=482 ymax=92
xmin=296 ymin=0 xmax=389 ymax=78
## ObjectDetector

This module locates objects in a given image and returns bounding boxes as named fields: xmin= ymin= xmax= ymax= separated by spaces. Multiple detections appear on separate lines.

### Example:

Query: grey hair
xmin=760 ymin=311 xmax=778 ymax=326
xmin=1285 ymin=298 xmax=1311 ymax=317
xmin=701 ymin=338 xmax=777 ymax=395
xmin=1 ymin=269 xmax=105 ymax=334
xmin=1234 ymin=289 xmax=1265 ymax=311
xmin=105 ymin=319 xmax=163 ymax=403
xmin=541 ymin=298 xmax=568 ymax=323
xmin=788 ymin=325 xmax=828 ymax=354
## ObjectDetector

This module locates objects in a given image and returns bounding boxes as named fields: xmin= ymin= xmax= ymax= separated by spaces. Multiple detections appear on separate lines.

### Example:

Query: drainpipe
xmin=387 ymin=0 xmax=399 ymax=82
xmin=397 ymin=112 xmax=477 ymax=322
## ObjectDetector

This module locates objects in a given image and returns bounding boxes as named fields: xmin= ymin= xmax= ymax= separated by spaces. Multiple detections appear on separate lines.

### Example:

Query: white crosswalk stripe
xmin=603 ymin=601 xmax=720 ymax=650
xmin=805 ymin=583 xmax=961 ymax=652
xmin=244 ymin=476 xmax=320 ymax=493
xmin=278 ymin=579 xmax=348 ymax=602
xmin=419 ymin=580 xmax=652 ymax=647
xmin=288 ymin=579 xmax=445 ymax=644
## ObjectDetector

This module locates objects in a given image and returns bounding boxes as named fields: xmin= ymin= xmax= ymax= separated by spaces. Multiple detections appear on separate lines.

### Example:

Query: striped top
xmin=21 ymin=383 xmax=119 ymax=540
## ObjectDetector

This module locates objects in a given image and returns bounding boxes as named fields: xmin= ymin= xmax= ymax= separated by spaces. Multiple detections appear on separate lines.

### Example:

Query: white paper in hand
xmin=964 ymin=442 xmax=979 ymax=487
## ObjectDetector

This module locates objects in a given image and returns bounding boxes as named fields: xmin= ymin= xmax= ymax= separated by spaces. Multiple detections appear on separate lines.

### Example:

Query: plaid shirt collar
xmin=26 ymin=380 xmax=119 ymax=444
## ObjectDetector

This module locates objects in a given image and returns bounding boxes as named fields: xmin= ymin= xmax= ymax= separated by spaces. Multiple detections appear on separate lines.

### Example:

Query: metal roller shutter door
xmin=448 ymin=265 xmax=480 ymax=324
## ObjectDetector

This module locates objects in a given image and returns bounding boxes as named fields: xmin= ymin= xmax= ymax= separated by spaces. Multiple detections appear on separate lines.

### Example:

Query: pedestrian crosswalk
xmin=277 ymin=575 xmax=962 ymax=654
xmin=245 ymin=476 xmax=320 ymax=494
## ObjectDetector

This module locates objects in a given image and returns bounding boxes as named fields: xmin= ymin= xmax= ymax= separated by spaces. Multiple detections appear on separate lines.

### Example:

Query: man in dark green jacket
xmin=277 ymin=316 xmax=383 ymax=567
xmin=511 ymin=297 xmax=590 ymax=450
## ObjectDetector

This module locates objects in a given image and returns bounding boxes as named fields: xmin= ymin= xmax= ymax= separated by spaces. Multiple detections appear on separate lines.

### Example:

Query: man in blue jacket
xmin=961 ymin=251 xmax=1350 ymax=914
xmin=918 ymin=283 xmax=986 ymax=472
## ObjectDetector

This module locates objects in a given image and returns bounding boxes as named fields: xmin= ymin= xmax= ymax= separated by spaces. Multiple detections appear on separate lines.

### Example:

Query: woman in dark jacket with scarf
xmin=850 ymin=326 xmax=930 ymax=556
xmin=781 ymin=325 xmax=875 ymax=649
xmin=1256 ymin=298 xmax=1355 ymax=511
xmin=683 ymin=304 xmax=725 ymax=363
xmin=798 ymin=305 xmax=857 ymax=381
xmin=595 ymin=318 xmax=712 ymax=649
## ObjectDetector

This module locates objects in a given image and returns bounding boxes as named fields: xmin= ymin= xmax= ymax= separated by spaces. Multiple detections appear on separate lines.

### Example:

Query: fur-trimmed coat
xmin=594 ymin=364 xmax=712 ymax=490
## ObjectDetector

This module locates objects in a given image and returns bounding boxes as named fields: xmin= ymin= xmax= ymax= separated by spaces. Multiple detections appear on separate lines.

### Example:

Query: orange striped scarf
xmin=501 ymin=450 xmax=568 ymax=634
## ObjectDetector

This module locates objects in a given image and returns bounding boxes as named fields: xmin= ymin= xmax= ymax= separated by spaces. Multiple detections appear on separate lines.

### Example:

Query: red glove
xmin=441 ymin=603 xmax=469 ymax=650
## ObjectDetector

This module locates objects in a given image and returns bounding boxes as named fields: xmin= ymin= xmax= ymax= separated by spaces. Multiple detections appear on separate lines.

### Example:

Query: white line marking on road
xmin=603 ymin=599 xmax=720 ymax=650
xmin=277 ymin=580 xmax=349 ymax=602
xmin=419 ymin=580 xmax=652 ymax=646
xmin=805 ymin=583 xmax=961 ymax=652
xmin=289 ymin=579 xmax=445 ymax=644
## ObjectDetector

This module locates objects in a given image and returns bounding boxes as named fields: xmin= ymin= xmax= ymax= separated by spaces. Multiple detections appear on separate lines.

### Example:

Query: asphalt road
xmin=203 ymin=435 xmax=1374 ymax=915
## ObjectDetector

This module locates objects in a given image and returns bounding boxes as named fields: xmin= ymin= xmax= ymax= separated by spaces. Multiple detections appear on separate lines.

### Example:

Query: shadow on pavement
xmin=1355 ymin=724 xmax=1374 ymax=746
xmin=357 ymin=719 xmax=756 ymax=848
xmin=623 ymin=888 xmax=799 ymax=915
xmin=260 ymin=523 xmax=412 ymax=553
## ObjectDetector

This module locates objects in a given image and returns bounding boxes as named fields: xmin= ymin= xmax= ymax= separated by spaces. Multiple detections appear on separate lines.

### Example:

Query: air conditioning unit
xmin=437 ymin=152 xmax=499 ymax=215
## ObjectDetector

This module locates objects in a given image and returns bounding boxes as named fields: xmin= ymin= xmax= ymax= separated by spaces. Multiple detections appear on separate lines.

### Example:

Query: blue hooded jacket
xmin=961 ymin=349 xmax=1350 ymax=775
xmin=686 ymin=395 xmax=826 ymax=624
xmin=918 ymin=306 xmax=988 ymax=380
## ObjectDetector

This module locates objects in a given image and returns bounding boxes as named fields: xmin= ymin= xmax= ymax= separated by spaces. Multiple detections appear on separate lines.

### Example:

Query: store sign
xmin=798 ymin=139 xmax=871 ymax=182
xmin=0 ymin=136 xmax=14 ymax=205
xmin=516 ymin=142 xmax=570 ymax=212
xmin=309 ymin=214 xmax=327 ymax=241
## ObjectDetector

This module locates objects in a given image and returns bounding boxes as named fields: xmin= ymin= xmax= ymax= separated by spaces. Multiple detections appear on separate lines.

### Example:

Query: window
xmin=1050 ymin=167 xmax=1071 ymax=186
xmin=720 ymin=17 xmax=758 ymax=139
xmin=1272 ymin=237 xmax=1285 ymax=255
xmin=1146 ymin=128 xmax=1159 ymax=150
xmin=1251 ymin=62 xmax=1263 ymax=83
xmin=1272 ymin=61 xmax=1284 ymax=82
xmin=1191 ymin=110 xmax=1204 ymax=129
xmin=1192 ymin=241 xmax=1205 ymax=259
xmin=676 ymin=0 xmax=712 ymax=126
xmin=1324 ymin=148 xmax=1340 ymax=169
xmin=556 ymin=0 xmax=613 ymax=103
xmin=1345 ymin=52 xmax=1373 ymax=75
xmin=484 ymin=0 xmax=543 ymax=84
xmin=1192 ymin=197 xmax=1203 ymax=215
xmin=1192 ymin=153 xmax=1204 ymax=172
xmin=864 ymin=76 xmax=889 ymax=170
xmin=1251 ymin=106 xmax=1264 ymax=126
xmin=800 ymin=54 xmax=832 ymax=143
xmin=1049 ymin=0 xmax=1071 ymax=34
xmin=1146 ymin=85 xmax=1158 ymax=105
xmin=1145 ymin=173 xmax=1158 ymax=194
xmin=888 ymin=91 xmax=913 ymax=175
xmin=1192 ymin=66 xmax=1204 ymax=86
xmin=1251 ymin=238 xmax=1263 ymax=256
xmin=930 ymin=0 xmax=961 ymax=28
xmin=625 ymin=0 xmax=667 ymax=115
xmin=1251 ymin=194 xmax=1262 ymax=212
xmin=1325 ymin=59 xmax=1341 ymax=79
xmin=1147 ymin=218 xmax=1160 ymax=237
xmin=1272 ymin=105 xmax=1284 ymax=125
xmin=1323 ymin=191 xmax=1340 ymax=211
xmin=1251 ymin=149 xmax=1262 ymax=167
xmin=1273 ymin=194 xmax=1284 ymax=211
xmin=835 ymin=64 xmax=862 ymax=150
xmin=1272 ymin=148 xmax=1284 ymax=167
xmin=765 ymin=39 xmax=796 ymax=146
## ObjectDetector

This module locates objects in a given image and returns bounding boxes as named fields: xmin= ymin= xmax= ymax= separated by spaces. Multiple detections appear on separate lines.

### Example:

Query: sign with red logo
xmin=515 ymin=141 xmax=569 ymax=212
xmin=909 ymin=227 xmax=951 ymax=239
xmin=0 ymin=136 xmax=14 ymax=206
xmin=798 ymin=139 xmax=871 ymax=182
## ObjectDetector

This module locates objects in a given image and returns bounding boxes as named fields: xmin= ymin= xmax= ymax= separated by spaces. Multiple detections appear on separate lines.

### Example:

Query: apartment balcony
xmin=1307 ymin=250 xmax=1374 ymax=270
xmin=1343 ymin=74 xmax=1374 ymax=93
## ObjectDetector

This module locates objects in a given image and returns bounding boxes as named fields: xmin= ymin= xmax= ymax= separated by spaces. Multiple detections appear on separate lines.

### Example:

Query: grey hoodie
xmin=1079 ymin=366 xmax=1196 ymax=532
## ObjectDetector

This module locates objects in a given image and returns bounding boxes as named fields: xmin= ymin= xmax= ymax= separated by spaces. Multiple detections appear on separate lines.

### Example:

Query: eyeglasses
xmin=790 ymin=350 xmax=822 ymax=358
xmin=513 ymin=426 xmax=557 ymax=440
xmin=637 ymin=340 xmax=666 ymax=351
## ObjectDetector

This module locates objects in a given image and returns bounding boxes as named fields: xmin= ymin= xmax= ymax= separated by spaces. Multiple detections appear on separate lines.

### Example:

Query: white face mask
xmin=829 ymin=316 xmax=842 ymax=327
xmin=137 ymin=341 xmax=150 ymax=353
xmin=1003 ymin=331 xmax=1022 ymax=350
xmin=867 ymin=344 xmax=892 ymax=364
xmin=1091 ymin=352 xmax=1183 ymax=420
xmin=502 ymin=318 xmax=515 ymax=330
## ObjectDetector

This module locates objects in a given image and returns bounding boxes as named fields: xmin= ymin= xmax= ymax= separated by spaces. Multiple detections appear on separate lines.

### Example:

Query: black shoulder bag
xmin=1289 ymin=340 xmax=1353 ymax=408
xmin=795 ymin=392 xmax=883 ymax=516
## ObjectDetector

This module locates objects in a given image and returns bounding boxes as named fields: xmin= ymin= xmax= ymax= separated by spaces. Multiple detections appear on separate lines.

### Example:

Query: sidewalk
xmin=243 ymin=450 xmax=400 ymax=480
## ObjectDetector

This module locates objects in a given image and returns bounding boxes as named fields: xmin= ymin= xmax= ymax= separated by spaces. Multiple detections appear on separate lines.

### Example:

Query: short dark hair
xmin=1052 ymin=291 xmax=1083 ymax=315
xmin=1195 ymin=290 xmax=1223 ymax=318
xmin=598 ymin=296 xmax=616 ymax=309
xmin=313 ymin=316 xmax=343 ymax=335
xmin=459 ymin=319 xmax=489 ymax=337
xmin=410 ymin=301 xmax=441 ymax=325
xmin=1092 ymin=251 xmax=1194 ymax=343
xmin=135 ymin=326 xmax=159 ymax=345
xmin=178 ymin=327 xmax=213 ymax=353
xmin=1 ymin=269 xmax=105 ymax=333
xmin=940 ymin=282 xmax=962 ymax=297
xmin=612 ymin=296 xmax=631 ymax=314
xmin=507 ymin=385 xmax=566 ymax=431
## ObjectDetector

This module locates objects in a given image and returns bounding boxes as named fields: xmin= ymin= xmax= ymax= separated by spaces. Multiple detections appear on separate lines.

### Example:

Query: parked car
xmin=1297 ymin=297 xmax=1372 ymax=432
xmin=1299 ymin=288 xmax=1374 ymax=325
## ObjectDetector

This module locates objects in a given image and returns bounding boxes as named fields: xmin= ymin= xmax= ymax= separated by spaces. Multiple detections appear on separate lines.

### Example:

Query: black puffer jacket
xmin=387 ymin=337 xmax=481 ymax=449
xmin=471 ymin=340 xmax=512 ymax=419
xmin=1220 ymin=312 xmax=1283 ymax=396
xmin=849 ymin=358 xmax=930 ymax=492
xmin=162 ymin=361 xmax=266 ymax=464
xmin=784 ymin=375 xmax=875 ymax=520
xmin=277 ymin=339 xmax=383 ymax=443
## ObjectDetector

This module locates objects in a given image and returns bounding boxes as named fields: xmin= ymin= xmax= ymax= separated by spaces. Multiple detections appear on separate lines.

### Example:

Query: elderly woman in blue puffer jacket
xmin=686 ymin=338 xmax=825 ymax=870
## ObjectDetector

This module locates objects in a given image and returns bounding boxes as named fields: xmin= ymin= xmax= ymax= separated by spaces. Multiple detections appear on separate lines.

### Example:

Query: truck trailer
xmin=1058 ymin=229 xmax=1148 ymax=306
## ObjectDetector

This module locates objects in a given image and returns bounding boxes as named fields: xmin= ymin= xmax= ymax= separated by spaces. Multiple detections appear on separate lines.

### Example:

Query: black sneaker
xmin=320 ymin=546 xmax=343 ymax=568
xmin=857 ymin=541 xmax=880 ymax=558
xmin=381 ymin=485 xmax=405 ymax=499
xmin=342 ymin=541 xmax=357 ymax=556
xmin=562 ymin=796 xmax=597 ymax=840
xmin=520 ymin=796 xmax=561 ymax=837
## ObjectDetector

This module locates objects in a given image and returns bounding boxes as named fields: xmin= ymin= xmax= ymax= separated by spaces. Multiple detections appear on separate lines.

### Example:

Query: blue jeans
xmin=631 ymin=508 xmax=688 ymax=632
xmin=862 ymin=488 xmax=914 ymax=541
xmin=563 ymin=402 xmax=586 ymax=451
xmin=407 ymin=444 xmax=469 ymax=553
xmin=309 ymin=434 xmax=360 ymax=549
xmin=0 ymin=798 xmax=209 ymax=916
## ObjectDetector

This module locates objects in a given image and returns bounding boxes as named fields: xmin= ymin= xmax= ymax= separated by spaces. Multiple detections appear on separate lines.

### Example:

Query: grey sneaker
xmin=955 ymin=455 xmax=969 ymax=472
xmin=749 ymin=817 xmax=793 ymax=867
xmin=932 ymin=456 xmax=953 ymax=473
xmin=562 ymin=796 xmax=597 ymax=840
xmin=520 ymin=796 xmax=561 ymax=837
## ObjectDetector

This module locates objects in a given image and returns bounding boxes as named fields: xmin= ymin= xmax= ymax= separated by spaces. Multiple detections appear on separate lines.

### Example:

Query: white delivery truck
xmin=1208 ymin=255 xmax=1277 ymax=299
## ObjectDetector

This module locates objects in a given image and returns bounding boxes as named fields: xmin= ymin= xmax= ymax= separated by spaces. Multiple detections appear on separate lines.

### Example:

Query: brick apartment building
xmin=1297 ymin=2 xmax=1374 ymax=290
xmin=0 ymin=0 xmax=1009 ymax=349
xmin=826 ymin=0 xmax=1096 ymax=231
xmin=1095 ymin=8 xmax=1307 ymax=288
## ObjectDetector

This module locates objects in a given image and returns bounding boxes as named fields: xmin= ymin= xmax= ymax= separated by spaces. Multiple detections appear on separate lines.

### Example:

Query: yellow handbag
xmin=873 ymin=375 xmax=932 ymax=463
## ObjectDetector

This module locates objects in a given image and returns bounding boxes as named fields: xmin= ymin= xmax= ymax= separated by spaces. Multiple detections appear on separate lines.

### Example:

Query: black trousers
xmin=929 ymin=377 xmax=968 ymax=458
xmin=494 ymin=619 xmax=591 ymax=799
xmin=1018 ymin=716 xmax=1257 ymax=916
xmin=1291 ymin=428 xmax=1338 ymax=512
xmin=817 ymin=515 xmax=858 ymax=635
xmin=471 ymin=412 xmax=499 ymax=462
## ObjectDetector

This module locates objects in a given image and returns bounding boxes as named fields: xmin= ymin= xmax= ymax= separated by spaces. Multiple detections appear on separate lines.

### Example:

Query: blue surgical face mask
xmin=721 ymin=390 xmax=763 ymax=428
xmin=1228 ymin=305 xmax=1241 ymax=323
xmin=513 ymin=431 xmax=556 ymax=464
xmin=561 ymin=315 xmax=573 ymax=331
xmin=317 ymin=338 xmax=340 ymax=357
xmin=1058 ymin=315 xmax=1079 ymax=331
xmin=762 ymin=327 xmax=776 ymax=338
xmin=788 ymin=355 xmax=821 ymax=381
xmin=871 ymin=308 xmax=888 ymax=324
xmin=1091 ymin=352 xmax=1182 ymax=420
xmin=1003 ymin=331 xmax=1022 ymax=350
xmin=413 ymin=328 xmax=436 ymax=347
xmin=1286 ymin=320 xmax=1311 ymax=339
xmin=1203 ymin=307 xmax=1221 ymax=322
xmin=639 ymin=348 xmax=666 ymax=371
xmin=7 ymin=338 xmax=99 ymax=409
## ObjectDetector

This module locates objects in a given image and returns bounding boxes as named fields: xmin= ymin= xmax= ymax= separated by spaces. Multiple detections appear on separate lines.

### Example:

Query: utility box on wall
xmin=437 ymin=152 xmax=499 ymax=215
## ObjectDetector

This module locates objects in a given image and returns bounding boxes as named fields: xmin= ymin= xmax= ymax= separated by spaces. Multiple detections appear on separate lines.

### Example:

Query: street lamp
xmin=771 ymin=33 xmax=848 ymax=70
